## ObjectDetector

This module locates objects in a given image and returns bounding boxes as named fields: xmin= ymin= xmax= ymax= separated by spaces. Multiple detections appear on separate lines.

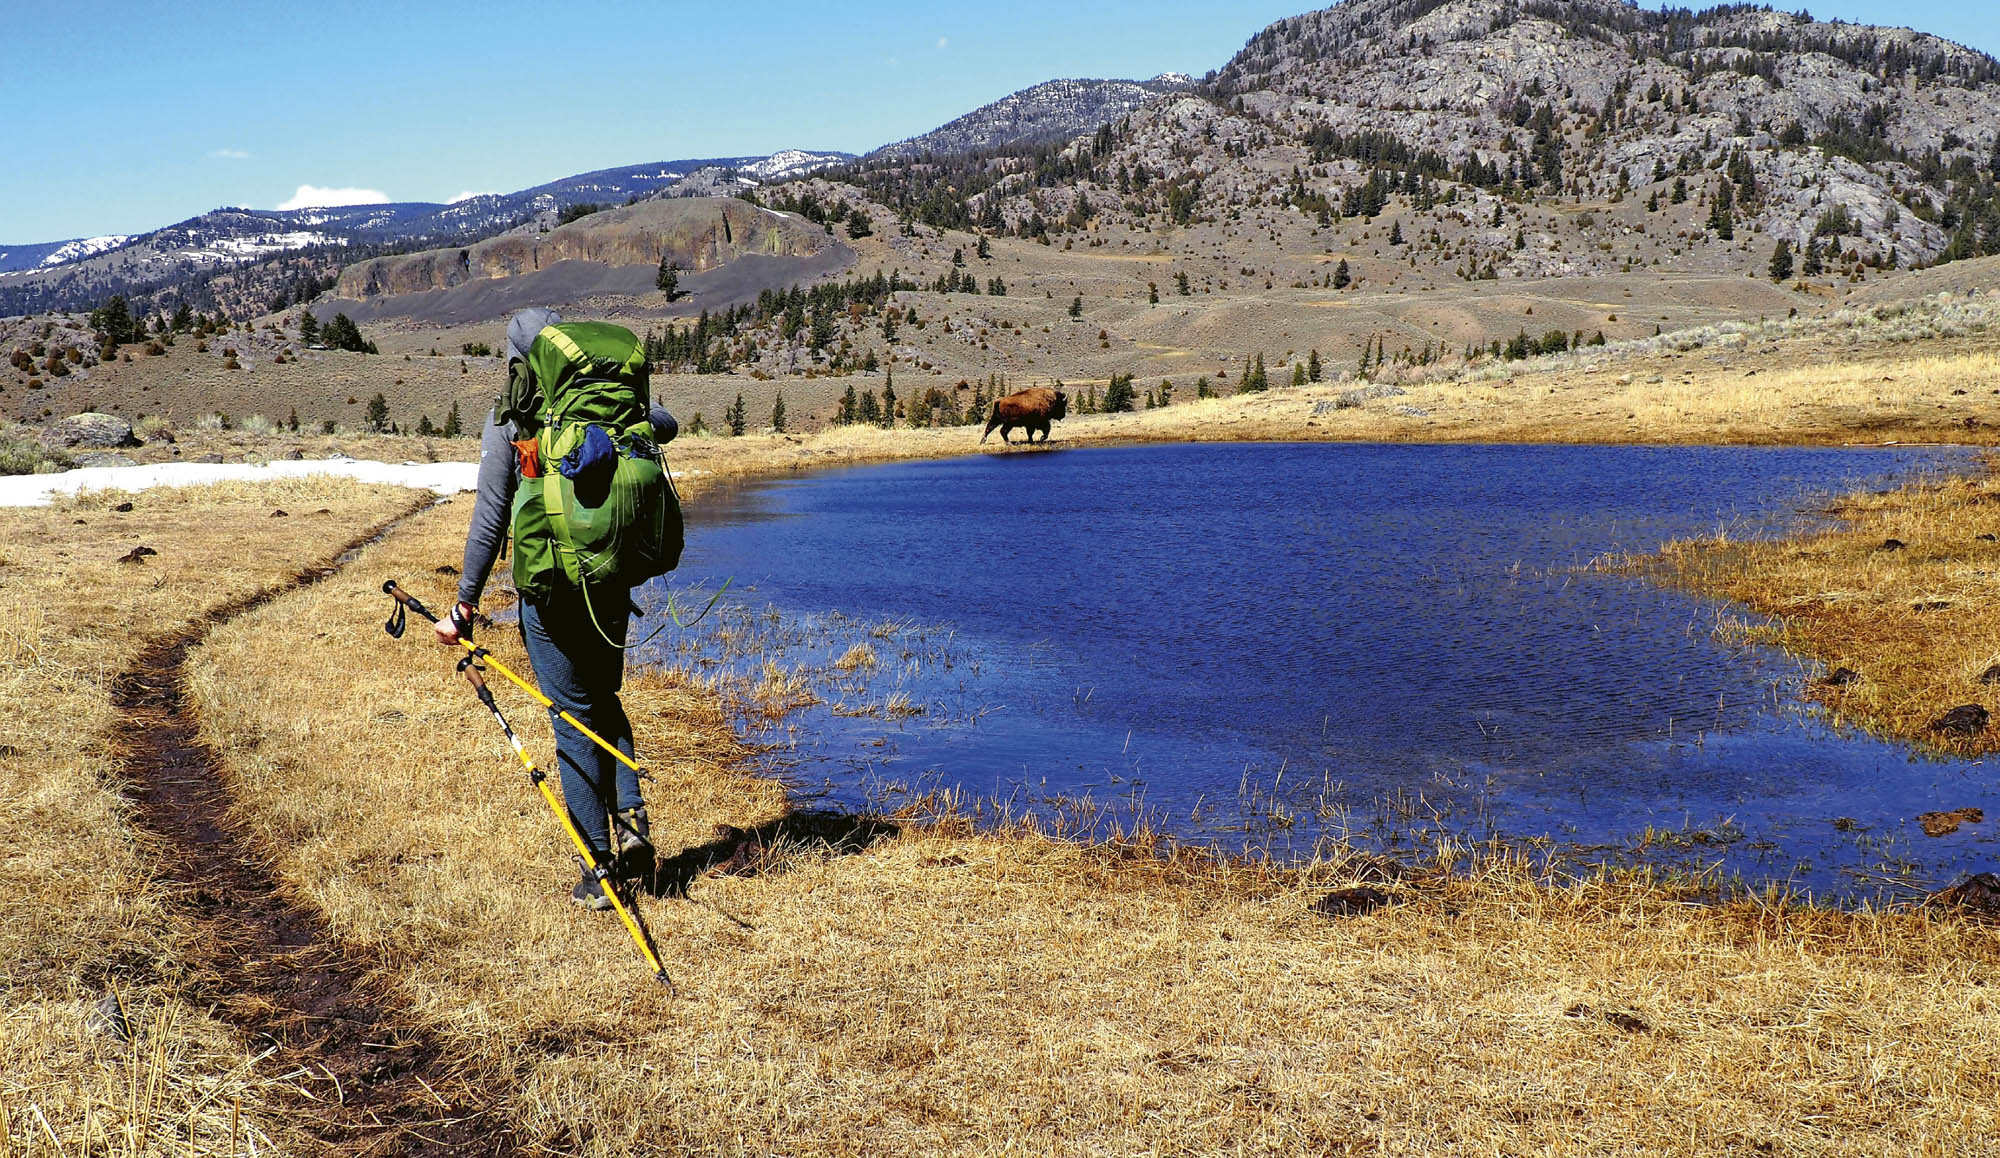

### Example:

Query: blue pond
xmin=642 ymin=442 xmax=1998 ymax=898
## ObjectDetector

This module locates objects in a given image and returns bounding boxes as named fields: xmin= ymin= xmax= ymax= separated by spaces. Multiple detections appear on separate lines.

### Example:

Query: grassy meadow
xmin=0 ymin=479 xmax=428 ymax=1156
xmin=3 ymin=288 xmax=1999 ymax=1153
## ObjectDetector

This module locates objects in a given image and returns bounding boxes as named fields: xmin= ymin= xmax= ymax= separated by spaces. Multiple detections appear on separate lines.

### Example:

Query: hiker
xmin=437 ymin=307 xmax=683 ymax=911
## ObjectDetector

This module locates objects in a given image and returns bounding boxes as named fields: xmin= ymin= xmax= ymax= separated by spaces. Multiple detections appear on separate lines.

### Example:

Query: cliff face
xmin=335 ymin=197 xmax=832 ymax=299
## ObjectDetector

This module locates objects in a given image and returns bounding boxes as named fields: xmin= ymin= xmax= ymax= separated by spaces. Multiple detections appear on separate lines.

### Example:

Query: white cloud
xmin=277 ymin=184 xmax=390 ymax=210
xmin=448 ymin=190 xmax=496 ymax=204
xmin=207 ymin=148 xmax=250 ymax=160
xmin=936 ymin=36 xmax=949 ymax=49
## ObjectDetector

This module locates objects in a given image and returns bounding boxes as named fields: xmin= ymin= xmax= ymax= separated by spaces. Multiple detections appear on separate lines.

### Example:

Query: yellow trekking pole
xmin=457 ymin=656 xmax=670 ymax=987
xmin=382 ymin=580 xmax=649 ymax=781
xmin=381 ymin=580 xmax=669 ymax=987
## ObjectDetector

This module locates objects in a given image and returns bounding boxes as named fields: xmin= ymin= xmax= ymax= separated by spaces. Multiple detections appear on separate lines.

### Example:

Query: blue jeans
xmin=519 ymin=591 xmax=639 ymax=857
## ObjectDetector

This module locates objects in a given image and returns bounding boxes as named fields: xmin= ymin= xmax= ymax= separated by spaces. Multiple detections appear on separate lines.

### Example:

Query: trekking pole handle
xmin=382 ymin=580 xmax=440 ymax=624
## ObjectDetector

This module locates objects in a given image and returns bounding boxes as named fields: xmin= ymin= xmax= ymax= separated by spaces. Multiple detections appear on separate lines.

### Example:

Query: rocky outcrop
xmin=871 ymin=76 xmax=1195 ymax=159
xmin=335 ymin=197 xmax=833 ymax=299
xmin=43 ymin=412 xmax=138 ymax=450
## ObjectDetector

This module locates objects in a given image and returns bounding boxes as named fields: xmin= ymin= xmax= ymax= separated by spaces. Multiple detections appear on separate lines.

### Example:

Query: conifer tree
xmin=365 ymin=393 xmax=389 ymax=433
xmin=727 ymin=393 xmax=747 ymax=436
xmin=1707 ymin=181 xmax=1735 ymax=240
xmin=1769 ymin=238 xmax=1794 ymax=282
xmin=1103 ymin=373 xmax=1136 ymax=412
xmin=1308 ymin=349 xmax=1323 ymax=382
xmin=771 ymin=393 xmax=787 ymax=433
xmin=442 ymin=400 xmax=462 ymax=438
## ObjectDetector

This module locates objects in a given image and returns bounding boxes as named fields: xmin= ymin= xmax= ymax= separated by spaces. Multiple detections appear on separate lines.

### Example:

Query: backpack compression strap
xmin=538 ymin=324 xmax=648 ymax=379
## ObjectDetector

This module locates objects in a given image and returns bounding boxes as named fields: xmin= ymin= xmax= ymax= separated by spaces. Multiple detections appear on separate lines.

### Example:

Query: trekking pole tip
xmin=382 ymin=578 xmax=400 ymax=594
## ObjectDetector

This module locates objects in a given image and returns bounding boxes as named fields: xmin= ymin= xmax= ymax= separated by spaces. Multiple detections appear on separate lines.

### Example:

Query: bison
xmin=980 ymin=386 xmax=1068 ymax=444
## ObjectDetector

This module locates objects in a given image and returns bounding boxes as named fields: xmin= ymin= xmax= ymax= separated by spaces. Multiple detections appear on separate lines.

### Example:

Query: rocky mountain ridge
xmin=941 ymin=0 xmax=1999 ymax=280
xmin=0 ymin=150 xmax=853 ymax=317
xmin=868 ymin=75 xmax=1197 ymax=160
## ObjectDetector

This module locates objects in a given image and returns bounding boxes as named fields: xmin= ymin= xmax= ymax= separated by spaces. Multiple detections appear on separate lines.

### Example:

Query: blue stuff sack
xmin=557 ymin=423 xmax=617 ymax=507
xmin=559 ymin=423 xmax=616 ymax=482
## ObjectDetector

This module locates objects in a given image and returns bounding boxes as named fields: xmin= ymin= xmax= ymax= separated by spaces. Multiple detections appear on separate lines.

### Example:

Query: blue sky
xmin=1 ymin=0 xmax=1992 ymax=243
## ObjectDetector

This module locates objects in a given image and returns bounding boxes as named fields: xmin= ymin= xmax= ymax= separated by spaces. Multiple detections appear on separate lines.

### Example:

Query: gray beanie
xmin=505 ymin=307 xmax=561 ymax=364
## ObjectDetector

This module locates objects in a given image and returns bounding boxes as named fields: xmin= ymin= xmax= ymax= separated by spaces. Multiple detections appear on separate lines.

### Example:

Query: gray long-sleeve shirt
xmin=456 ymin=404 xmax=678 ymax=607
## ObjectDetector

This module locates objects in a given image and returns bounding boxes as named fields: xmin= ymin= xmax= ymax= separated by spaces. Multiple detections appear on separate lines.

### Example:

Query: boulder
xmin=1929 ymin=704 xmax=1989 ymax=737
xmin=1311 ymin=885 xmax=1394 ymax=917
xmin=73 ymin=452 xmax=139 ymax=469
xmin=44 ymin=412 xmax=137 ymax=450
xmin=1928 ymin=872 xmax=2000 ymax=916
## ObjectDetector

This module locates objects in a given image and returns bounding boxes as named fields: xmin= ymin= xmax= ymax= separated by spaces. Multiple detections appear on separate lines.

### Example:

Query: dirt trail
xmin=111 ymin=511 xmax=518 ymax=1157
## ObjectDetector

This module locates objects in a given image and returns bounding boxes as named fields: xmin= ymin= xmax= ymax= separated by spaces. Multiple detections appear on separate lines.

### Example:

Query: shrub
xmin=0 ymin=427 xmax=69 ymax=476
xmin=461 ymin=342 xmax=492 ymax=357
xmin=238 ymin=414 xmax=276 ymax=436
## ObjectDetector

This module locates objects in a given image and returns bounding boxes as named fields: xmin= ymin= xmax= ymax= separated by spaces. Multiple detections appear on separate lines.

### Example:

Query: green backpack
xmin=509 ymin=321 xmax=683 ymax=603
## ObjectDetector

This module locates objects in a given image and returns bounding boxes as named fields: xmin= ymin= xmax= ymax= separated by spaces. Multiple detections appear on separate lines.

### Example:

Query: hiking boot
xmin=570 ymin=862 xmax=613 ymax=912
xmin=611 ymin=805 xmax=654 ymax=879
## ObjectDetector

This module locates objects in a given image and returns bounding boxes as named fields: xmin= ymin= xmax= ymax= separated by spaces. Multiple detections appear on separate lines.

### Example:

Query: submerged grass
xmin=1645 ymin=462 xmax=2000 ymax=756
xmin=169 ymin=498 xmax=2000 ymax=1154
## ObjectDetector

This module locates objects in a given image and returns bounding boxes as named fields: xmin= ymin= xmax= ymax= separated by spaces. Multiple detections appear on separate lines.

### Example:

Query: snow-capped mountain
xmin=0 ymin=150 xmax=855 ymax=315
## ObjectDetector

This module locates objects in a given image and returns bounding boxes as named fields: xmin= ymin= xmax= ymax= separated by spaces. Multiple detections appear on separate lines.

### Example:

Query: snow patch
xmin=0 ymin=458 xmax=481 ymax=507
xmin=277 ymin=184 xmax=390 ymax=211
xmin=38 ymin=235 xmax=132 ymax=268
xmin=198 ymin=232 xmax=345 ymax=260
xmin=741 ymin=150 xmax=848 ymax=179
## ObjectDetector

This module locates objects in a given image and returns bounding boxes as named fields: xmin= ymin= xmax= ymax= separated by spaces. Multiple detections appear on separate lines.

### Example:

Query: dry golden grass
xmin=1646 ymin=462 xmax=2000 ymax=755
xmin=651 ymin=328 xmax=2000 ymax=495
xmin=174 ymin=498 xmax=2000 ymax=1155
xmin=0 ymin=478 xmax=424 ymax=1156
